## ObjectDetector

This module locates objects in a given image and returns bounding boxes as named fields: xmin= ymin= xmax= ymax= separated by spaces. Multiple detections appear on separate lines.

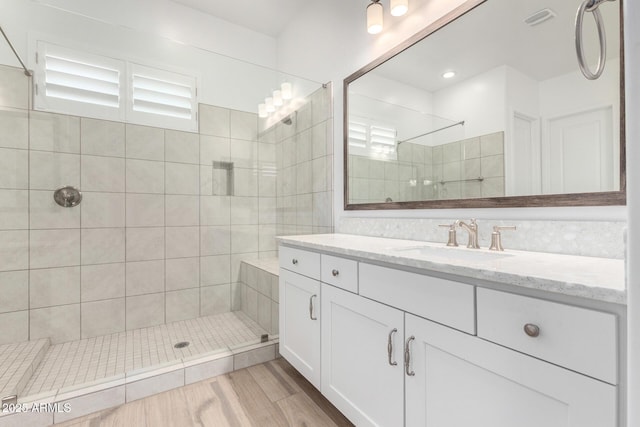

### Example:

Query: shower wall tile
xmin=30 ymin=229 xmax=80 ymax=269
xmin=200 ymin=255 xmax=230 ymax=286
xmin=80 ymin=118 xmax=125 ymax=157
xmin=230 ymin=197 xmax=258 ymax=225
xmin=0 ymin=148 xmax=28 ymax=189
xmin=200 ymin=135 xmax=230 ymax=165
xmin=126 ymin=260 xmax=165 ymax=296
xmin=166 ymin=257 xmax=199 ymax=291
xmin=30 ymin=111 xmax=80 ymax=153
xmin=200 ymin=226 xmax=231 ymax=256
xmin=126 ymin=159 xmax=164 ymax=194
xmin=200 ymin=284 xmax=230 ymax=316
xmin=0 ymin=189 xmax=28 ymax=229
xmin=80 ymin=156 xmax=124 ymax=193
xmin=0 ymin=230 xmax=28 ymax=271
xmin=81 ymin=228 xmax=126 ymax=265
xmin=165 ymin=162 xmax=199 ymax=195
xmin=81 ymin=298 xmax=125 ymax=338
xmin=165 ymin=130 xmax=199 ymax=164
xmin=200 ymin=196 xmax=230 ymax=226
xmin=0 ymin=65 xmax=30 ymax=110
xmin=233 ymin=168 xmax=258 ymax=197
xmin=0 ymin=311 xmax=28 ymax=345
xmin=30 ymin=266 xmax=80 ymax=308
xmin=166 ymin=288 xmax=199 ymax=323
xmin=30 ymin=189 xmax=80 ymax=229
xmin=30 ymin=303 xmax=81 ymax=344
xmin=0 ymin=108 xmax=28 ymax=149
xmin=126 ymin=123 xmax=164 ymax=161
xmin=126 ymin=193 xmax=165 ymax=227
xmin=199 ymin=104 xmax=230 ymax=137
xmin=166 ymin=195 xmax=199 ymax=226
xmin=230 ymin=139 xmax=257 ymax=168
xmin=126 ymin=293 xmax=165 ymax=330
xmin=30 ymin=151 xmax=80 ymax=190
xmin=81 ymin=192 xmax=125 ymax=228
xmin=81 ymin=263 xmax=125 ymax=302
xmin=0 ymin=270 xmax=28 ymax=313
xmin=231 ymin=225 xmax=260 ymax=254
xmin=166 ymin=226 xmax=199 ymax=259
xmin=230 ymin=110 xmax=258 ymax=141
xmin=126 ymin=227 xmax=165 ymax=261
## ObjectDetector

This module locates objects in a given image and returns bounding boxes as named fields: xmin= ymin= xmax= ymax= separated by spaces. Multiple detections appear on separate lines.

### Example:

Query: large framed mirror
xmin=344 ymin=0 xmax=625 ymax=210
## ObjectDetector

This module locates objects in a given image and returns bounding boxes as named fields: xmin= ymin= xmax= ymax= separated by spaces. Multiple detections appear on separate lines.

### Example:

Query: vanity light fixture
xmin=367 ymin=0 xmax=383 ymax=34
xmin=273 ymin=89 xmax=283 ymax=106
xmin=442 ymin=71 xmax=456 ymax=79
xmin=258 ymin=103 xmax=267 ymax=118
xmin=281 ymin=82 xmax=292 ymax=100
xmin=265 ymin=96 xmax=275 ymax=113
xmin=390 ymin=0 xmax=409 ymax=17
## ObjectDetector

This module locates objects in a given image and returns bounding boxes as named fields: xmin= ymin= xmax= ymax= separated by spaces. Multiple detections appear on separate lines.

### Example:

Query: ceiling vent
xmin=524 ymin=8 xmax=556 ymax=26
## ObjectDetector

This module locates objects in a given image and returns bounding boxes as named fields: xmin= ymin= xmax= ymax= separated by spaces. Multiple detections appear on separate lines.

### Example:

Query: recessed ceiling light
xmin=442 ymin=71 xmax=456 ymax=79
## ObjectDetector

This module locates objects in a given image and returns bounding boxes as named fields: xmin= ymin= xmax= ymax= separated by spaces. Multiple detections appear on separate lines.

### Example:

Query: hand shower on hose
xmin=574 ymin=0 xmax=616 ymax=80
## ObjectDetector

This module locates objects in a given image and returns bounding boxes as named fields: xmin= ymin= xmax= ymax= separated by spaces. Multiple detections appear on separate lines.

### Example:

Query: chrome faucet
xmin=457 ymin=219 xmax=480 ymax=249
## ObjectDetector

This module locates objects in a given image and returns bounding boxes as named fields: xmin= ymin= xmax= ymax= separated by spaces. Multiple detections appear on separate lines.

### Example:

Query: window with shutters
xmin=348 ymin=118 xmax=398 ymax=160
xmin=34 ymin=41 xmax=198 ymax=132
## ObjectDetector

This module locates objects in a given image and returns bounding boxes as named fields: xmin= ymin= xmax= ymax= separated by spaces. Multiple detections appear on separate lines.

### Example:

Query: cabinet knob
xmin=292 ymin=259 xmax=298 ymax=265
xmin=524 ymin=323 xmax=540 ymax=337
xmin=332 ymin=269 xmax=339 ymax=277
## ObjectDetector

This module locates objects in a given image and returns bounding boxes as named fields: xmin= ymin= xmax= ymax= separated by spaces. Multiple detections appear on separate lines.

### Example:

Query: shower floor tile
xmin=0 ymin=338 xmax=49 ymax=399
xmin=22 ymin=311 xmax=267 ymax=397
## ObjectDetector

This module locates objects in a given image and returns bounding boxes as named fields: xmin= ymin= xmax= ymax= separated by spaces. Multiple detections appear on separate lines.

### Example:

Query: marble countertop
xmin=276 ymin=234 xmax=626 ymax=305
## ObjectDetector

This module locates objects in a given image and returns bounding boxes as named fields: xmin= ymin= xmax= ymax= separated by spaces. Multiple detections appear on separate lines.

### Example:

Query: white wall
xmin=0 ymin=0 xmax=318 ymax=114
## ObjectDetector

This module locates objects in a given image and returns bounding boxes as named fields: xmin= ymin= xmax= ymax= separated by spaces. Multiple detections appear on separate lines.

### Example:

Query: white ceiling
xmin=368 ymin=0 xmax=620 ymax=92
xmin=169 ymin=0 xmax=311 ymax=36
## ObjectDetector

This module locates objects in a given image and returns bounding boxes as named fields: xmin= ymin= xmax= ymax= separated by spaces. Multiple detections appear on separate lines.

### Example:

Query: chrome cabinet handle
xmin=524 ymin=323 xmax=540 ymax=337
xmin=332 ymin=269 xmax=339 ymax=277
xmin=292 ymin=259 xmax=298 ymax=265
xmin=404 ymin=336 xmax=415 ymax=376
xmin=387 ymin=328 xmax=398 ymax=366
xmin=309 ymin=294 xmax=317 ymax=320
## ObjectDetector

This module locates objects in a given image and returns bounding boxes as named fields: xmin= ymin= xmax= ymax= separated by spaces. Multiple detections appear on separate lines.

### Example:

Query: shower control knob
xmin=332 ymin=269 xmax=339 ymax=277
xmin=524 ymin=323 xmax=540 ymax=338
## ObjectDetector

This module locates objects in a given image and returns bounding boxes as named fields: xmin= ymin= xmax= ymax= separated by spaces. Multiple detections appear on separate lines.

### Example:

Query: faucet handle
xmin=489 ymin=225 xmax=517 ymax=251
xmin=438 ymin=223 xmax=459 ymax=247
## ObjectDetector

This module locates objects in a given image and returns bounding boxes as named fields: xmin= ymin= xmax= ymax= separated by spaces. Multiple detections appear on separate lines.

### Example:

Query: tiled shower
xmin=0 ymin=62 xmax=333 ymax=407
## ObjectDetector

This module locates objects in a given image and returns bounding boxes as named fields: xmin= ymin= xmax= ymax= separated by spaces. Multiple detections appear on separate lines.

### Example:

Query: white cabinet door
xmin=405 ymin=313 xmax=617 ymax=427
xmin=279 ymin=269 xmax=321 ymax=388
xmin=321 ymin=285 xmax=404 ymax=427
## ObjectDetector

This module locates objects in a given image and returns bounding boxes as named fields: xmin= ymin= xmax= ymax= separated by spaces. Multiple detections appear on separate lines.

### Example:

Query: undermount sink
xmin=391 ymin=245 xmax=514 ymax=262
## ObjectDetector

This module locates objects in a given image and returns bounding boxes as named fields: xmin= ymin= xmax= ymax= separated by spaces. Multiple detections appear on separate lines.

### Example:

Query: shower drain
xmin=174 ymin=341 xmax=190 ymax=349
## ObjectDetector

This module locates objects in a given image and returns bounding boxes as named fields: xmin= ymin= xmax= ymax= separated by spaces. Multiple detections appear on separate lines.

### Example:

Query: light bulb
xmin=442 ymin=71 xmax=456 ymax=79
xmin=367 ymin=1 xmax=383 ymax=34
xmin=390 ymin=0 xmax=408 ymax=17
xmin=281 ymin=82 xmax=292 ymax=100
xmin=265 ymin=97 xmax=275 ymax=112
xmin=273 ymin=90 xmax=283 ymax=106
xmin=258 ymin=104 xmax=267 ymax=118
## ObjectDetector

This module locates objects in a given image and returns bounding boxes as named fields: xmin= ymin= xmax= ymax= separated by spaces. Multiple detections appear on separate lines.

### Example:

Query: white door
xmin=279 ymin=269 xmax=321 ymax=388
xmin=405 ymin=313 xmax=617 ymax=427
xmin=542 ymin=106 xmax=614 ymax=194
xmin=321 ymin=285 xmax=404 ymax=427
xmin=509 ymin=111 xmax=541 ymax=196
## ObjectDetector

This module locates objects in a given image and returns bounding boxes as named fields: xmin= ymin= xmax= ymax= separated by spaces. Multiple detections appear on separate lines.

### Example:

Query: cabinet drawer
xmin=321 ymin=254 xmax=358 ymax=293
xmin=359 ymin=263 xmax=475 ymax=334
xmin=477 ymin=288 xmax=618 ymax=384
xmin=279 ymin=246 xmax=320 ymax=279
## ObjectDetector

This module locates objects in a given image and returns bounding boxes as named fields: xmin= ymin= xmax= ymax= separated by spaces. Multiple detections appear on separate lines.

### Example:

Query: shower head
xmin=281 ymin=115 xmax=293 ymax=126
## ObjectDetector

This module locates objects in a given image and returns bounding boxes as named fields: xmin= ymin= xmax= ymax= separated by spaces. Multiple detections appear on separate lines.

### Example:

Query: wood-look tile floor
xmin=55 ymin=358 xmax=354 ymax=427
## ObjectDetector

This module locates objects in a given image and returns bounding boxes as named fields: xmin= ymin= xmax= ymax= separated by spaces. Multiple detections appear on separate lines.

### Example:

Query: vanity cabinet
xmin=278 ymin=268 xmax=321 ymax=388
xmin=278 ymin=244 xmax=621 ymax=427
xmin=405 ymin=313 xmax=617 ymax=427
xmin=321 ymin=284 xmax=405 ymax=427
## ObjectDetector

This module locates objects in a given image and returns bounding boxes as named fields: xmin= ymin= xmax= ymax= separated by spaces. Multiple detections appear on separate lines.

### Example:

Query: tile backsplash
xmin=0 ymin=64 xmax=320 ymax=345
xmin=337 ymin=217 xmax=625 ymax=259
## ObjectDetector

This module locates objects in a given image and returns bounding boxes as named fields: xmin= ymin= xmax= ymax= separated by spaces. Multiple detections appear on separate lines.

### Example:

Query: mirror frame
xmin=343 ymin=0 xmax=626 ymax=210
